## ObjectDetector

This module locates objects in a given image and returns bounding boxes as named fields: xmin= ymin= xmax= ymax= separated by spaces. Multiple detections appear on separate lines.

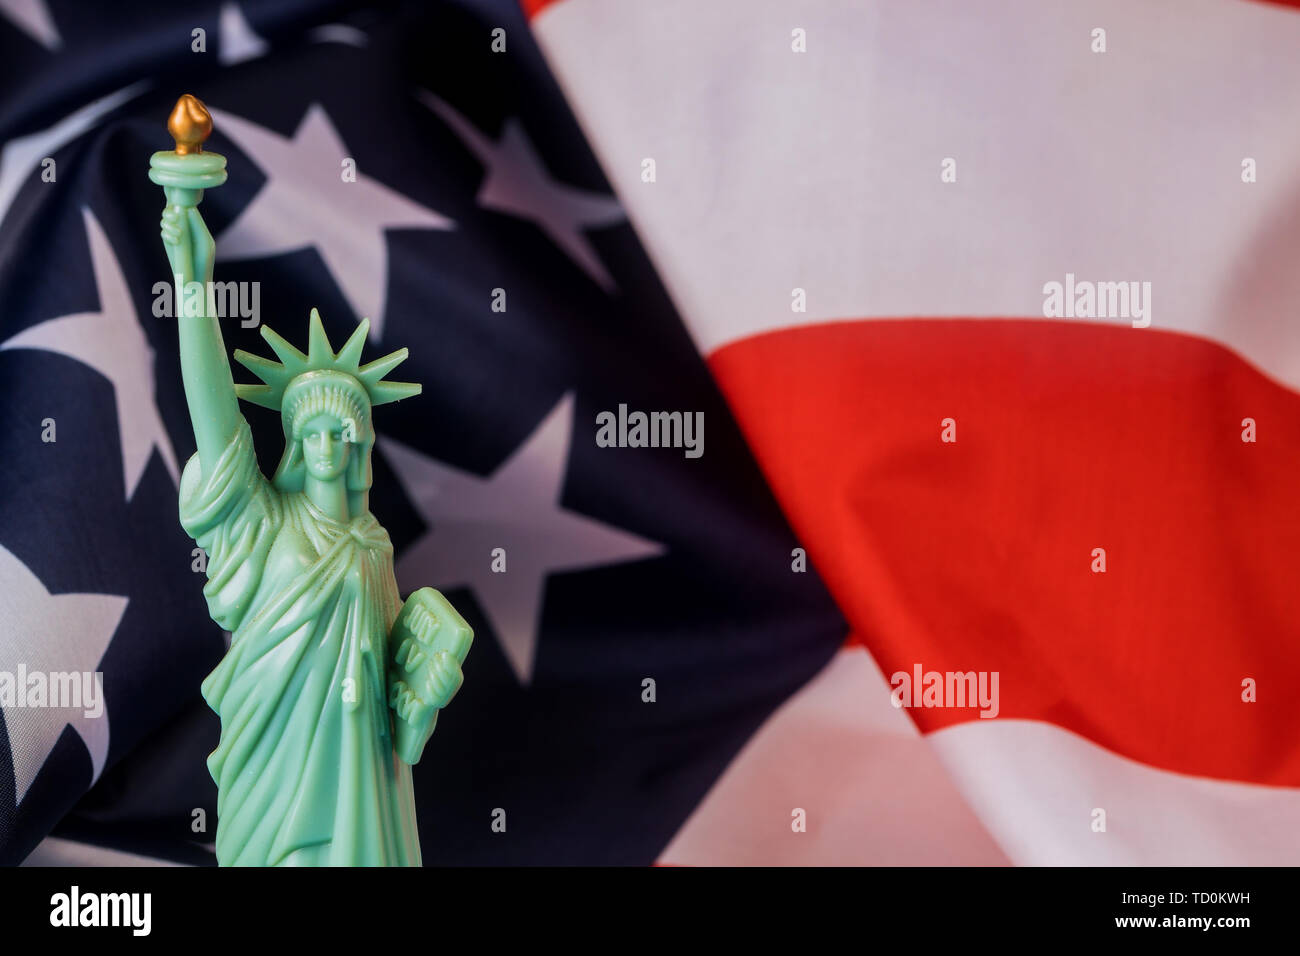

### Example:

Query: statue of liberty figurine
xmin=150 ymin=94 xmax=471 ymax=866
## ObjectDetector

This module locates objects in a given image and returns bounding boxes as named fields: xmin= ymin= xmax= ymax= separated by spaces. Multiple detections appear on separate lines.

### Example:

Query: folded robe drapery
xmin=179 ymin=419 xmax=420 ymax=866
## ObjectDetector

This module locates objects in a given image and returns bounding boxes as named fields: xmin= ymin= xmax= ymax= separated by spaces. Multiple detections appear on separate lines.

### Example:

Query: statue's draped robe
xmin=179 ymin=420 xmax=421 ymax=866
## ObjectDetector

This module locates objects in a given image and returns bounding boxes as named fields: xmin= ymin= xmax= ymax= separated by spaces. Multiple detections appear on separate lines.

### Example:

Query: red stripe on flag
xmin=710 ymin=318 xmax=1300 ymax=787
xmin=520 ymin=0 xmax=563 ymax=18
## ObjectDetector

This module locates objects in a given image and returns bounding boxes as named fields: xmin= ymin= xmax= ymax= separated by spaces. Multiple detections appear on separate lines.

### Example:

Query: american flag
xmin=1 ymin=0 xmax=1297 ymax=867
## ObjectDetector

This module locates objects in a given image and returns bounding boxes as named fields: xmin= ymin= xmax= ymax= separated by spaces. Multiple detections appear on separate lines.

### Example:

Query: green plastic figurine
xmin=150 ymin=94 xmax=471 ymax=866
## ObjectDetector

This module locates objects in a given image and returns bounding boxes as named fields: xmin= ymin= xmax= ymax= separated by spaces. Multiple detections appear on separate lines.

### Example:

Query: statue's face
xmin=301 ymin=412 xmax=351 ymax=482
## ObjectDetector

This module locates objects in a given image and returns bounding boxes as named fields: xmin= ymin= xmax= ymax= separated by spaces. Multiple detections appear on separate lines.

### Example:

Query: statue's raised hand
xmin=160 ymin=201 xmax=215 ymax=289
xmin=160 ymin=205 xmax=183 ymax=248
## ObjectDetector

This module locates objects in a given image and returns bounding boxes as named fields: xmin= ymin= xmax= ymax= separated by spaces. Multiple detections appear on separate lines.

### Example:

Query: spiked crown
xmin=233 ymin=309 xmax=421 ymax=429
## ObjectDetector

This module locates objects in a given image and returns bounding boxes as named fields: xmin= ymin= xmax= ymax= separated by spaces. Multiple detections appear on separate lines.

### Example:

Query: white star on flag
xmin=419 ymin=90 xmax=625 ymax=292
xmin=0 ymin=0 xmax=59 ymax=49
xmin=308 ymin=23 xmax=368 ymax=47
xmin=0 ymin=83 xmax=144 ymax=228
xmin=0 ymin=544 xmax=126 ymax=806
xmin=379 ymin=393 xmax=664 ymax=685
xmin=211 ymin=103 xmax=454 ymax=340
xmin=1 ymin=207 xmax=179 ymax=499
xmin=218 ymin=2 xmax=269 ymax=65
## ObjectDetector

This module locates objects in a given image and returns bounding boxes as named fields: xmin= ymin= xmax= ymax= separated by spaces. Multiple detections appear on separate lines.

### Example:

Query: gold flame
xmin=167 ymin=94 xmax=212 ymax=155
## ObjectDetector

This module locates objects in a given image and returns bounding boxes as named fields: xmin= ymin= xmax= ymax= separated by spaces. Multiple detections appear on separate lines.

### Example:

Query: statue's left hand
xmin=428 ymin=650 xmax=464 ymax=709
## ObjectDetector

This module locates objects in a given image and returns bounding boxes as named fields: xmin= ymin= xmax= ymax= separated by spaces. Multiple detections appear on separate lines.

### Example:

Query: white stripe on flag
xmin=659 ymin=647 xmax=1011 ymax=865
xmin=533 ymin=0 xmax=1300 ymax=389
xmin=661 ymin=648 xmax=1300 ymax=865
xmin=930 ymin=718 xmax=1300 ymax=866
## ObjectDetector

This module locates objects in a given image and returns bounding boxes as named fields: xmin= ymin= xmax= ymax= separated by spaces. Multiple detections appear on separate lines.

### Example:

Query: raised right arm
xmin=161 ymin=195 xmax=245 ymax=475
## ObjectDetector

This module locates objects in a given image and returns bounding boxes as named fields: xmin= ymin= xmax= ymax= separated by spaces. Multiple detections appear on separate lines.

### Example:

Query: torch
xmin=148 ymin=94 xmax=227 ymax=290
